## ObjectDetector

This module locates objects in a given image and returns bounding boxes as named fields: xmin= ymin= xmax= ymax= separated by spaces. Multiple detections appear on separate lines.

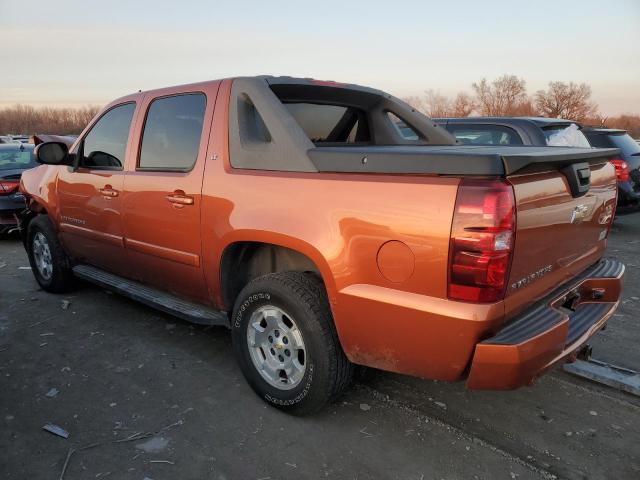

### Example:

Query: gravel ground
xmin=0 ymin=213 xmax=638 ymax=480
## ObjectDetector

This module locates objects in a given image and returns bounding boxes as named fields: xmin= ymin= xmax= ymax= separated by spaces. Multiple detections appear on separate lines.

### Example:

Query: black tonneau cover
xmin=308 ymin=145 xmax=620 ymax=176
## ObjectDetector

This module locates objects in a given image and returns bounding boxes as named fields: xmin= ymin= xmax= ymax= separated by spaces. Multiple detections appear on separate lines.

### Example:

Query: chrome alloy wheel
xmin=32 ymin=232 xmax=53 ymax=280
xmin=246 ymin=305 xmax=307 ymax=390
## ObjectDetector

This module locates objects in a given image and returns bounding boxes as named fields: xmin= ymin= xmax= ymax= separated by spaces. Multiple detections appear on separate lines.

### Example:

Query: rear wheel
xmin=231 ymin=271 xmax=353 ymax=415
xmin=27 ymin=215 xmax=74 ymax=292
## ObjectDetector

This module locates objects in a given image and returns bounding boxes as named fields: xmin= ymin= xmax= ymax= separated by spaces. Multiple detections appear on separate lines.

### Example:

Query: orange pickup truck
xmin=20 ymin=76 xmax=624 ymax=414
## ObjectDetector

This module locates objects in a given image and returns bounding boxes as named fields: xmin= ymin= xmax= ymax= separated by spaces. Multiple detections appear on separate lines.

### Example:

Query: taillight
xmin=610 ymin=159 xmax=630 ymax=182
xmin=0 ymin=180 xmax=19 ymax=196
xmin=448 ymin=179 xmax=516 ymax=303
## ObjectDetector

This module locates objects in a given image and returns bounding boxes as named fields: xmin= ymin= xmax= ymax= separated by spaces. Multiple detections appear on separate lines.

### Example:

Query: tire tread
xmin=27 ymin=215 xmax=74 ymax=293
xmin=233 ymin=271 xmax=353 ymax=414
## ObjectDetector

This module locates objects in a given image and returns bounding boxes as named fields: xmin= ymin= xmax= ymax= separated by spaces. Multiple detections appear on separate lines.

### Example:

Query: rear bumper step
xmin=466 ymin=258 xmax=625 ymax=390
xmin=72 ymin=264 xmax=229 ymax=327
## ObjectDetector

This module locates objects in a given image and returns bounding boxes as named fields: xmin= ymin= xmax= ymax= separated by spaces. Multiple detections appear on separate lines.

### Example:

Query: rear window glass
xmin=447 ymin=124 xmax=523 ymax=145
xmin=0 ymin=148 xmax=36 ymax=170
xmin=283 ymin=103 xmax=369 ymax=144
xmin=543 ymin=124 xmax=591 ymax=148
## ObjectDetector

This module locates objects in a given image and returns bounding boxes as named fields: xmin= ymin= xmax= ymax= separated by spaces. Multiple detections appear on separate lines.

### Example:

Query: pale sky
xmin=1 ymin=0 xmax=639 ymax=115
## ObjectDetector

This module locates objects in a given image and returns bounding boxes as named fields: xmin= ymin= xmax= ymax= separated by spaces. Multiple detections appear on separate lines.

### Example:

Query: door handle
xmin=166 ymin=191 xmax=194 ymax=206
xmin=99 ymin=185 xmax=119 ymax=198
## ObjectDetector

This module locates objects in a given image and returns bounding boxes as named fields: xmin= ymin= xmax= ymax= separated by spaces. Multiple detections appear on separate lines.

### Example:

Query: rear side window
xmin=584 ymin=132 xmax=614 ymax=148
xmin=81 ymin=103 xmax=135 ymax=169
xmin=447 ymin=124 xmax=523 ymax=145
xmin=138 ymin=93 xmax=206 ymax=171
xmin=387 ymin=112 xmax=419 ymax=140
xmin=283 ymin=103 xmax=370 ymax=144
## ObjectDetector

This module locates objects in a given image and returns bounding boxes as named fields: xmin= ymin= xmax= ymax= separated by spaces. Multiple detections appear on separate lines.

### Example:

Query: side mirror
xmin=34 ymin=142 xmax=72 ymax=165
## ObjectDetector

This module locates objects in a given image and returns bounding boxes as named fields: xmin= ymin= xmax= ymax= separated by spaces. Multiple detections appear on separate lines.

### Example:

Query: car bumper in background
xmin=0 ymin=194 xmax=25 ymax=233
xmin=0 ymin=212 xmax=19 ymax=233
xmin=618 ymin=169 xmax=640 ymax=205
xmin=466 ymin=258 xmax=625 ymax=389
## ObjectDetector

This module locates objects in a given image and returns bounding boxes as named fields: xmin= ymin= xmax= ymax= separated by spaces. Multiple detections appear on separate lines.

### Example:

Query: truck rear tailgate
xmin=504 ymin=161 xmax=618 ymax=318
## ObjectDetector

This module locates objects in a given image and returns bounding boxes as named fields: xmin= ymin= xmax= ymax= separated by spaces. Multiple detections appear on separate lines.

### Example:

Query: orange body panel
xmin=504 ymin=167 xmax=616 ymax=320
xmin=467 ymin=273 xmax=623 ymax=389
xmin=19 ymin=77 xmax=624 ymax=388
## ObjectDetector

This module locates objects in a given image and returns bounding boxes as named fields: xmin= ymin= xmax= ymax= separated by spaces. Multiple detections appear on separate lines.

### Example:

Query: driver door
xmin=57 ymin=102 xmax=138 ymax=276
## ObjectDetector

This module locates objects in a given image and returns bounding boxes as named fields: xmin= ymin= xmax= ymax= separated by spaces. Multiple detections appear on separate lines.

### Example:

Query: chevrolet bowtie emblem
xmin=570 ymin=204 xmax=589 ymax=224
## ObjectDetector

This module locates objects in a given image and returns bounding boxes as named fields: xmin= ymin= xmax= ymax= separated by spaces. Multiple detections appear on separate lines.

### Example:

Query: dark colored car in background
xmin=435 ymin=117 xmax=636 ymax=209
xmin=0 ymin=143 xmax=37 ymax=234
xmin=582 ymin=128 xmax=640 ymax=209
xmin=434 ymin=116 xmax=591 ymax=147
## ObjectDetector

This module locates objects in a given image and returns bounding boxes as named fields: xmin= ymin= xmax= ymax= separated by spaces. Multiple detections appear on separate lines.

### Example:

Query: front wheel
xmin=26 ymin=215 xmax=74 ymax=293
xmin=231 ymin=272 xmax=353 ymax=415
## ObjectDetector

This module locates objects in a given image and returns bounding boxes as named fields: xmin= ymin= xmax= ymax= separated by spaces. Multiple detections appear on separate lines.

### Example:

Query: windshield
xmin=0 ymin=147 xmax=37 ymax=170
xmin=543 ymin=124 xmax=591 ymax=148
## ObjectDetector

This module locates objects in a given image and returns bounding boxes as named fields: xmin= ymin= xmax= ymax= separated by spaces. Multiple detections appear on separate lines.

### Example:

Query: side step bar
xmin=72 ymin=264 xmax=229 ymax=327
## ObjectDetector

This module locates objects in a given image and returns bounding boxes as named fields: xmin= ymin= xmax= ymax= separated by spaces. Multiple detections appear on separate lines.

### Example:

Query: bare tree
xmin=404 ymin=90 xmax=452 ymax=117
xmin=451 ymin=92 xmax=475 ymax=117
xmin=423 ymin=90 xmax=453 ymax=117
xmin=0 ymin=104 xmax=100 ymax=136
xmin=534 ymin=81 xmax=597 ymax=121
xmin=404 ymin=90 xmax=477 ymax=118
xmin=603 ymin=114 xmax=640 ymax=138
xmin=509 ymin=98 xmax=538 ymax=117
xmin=472 ymin=75 xmax=529 ymax=116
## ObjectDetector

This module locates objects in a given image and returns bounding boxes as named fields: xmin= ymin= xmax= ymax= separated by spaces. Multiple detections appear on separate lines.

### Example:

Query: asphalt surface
xmin=1 ymin=214 xmax=639 ymax=480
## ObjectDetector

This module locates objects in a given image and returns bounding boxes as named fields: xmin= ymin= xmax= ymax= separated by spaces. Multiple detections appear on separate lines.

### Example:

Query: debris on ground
xmin=359 ymin=403 xmax=371 ymax=411
xmin=57 ymin=419 xmax=185 ymax=479
xmin=359 ymin=426 xmax=374 ymax=438
xmin=136 ymin=436 xmax=170 ymax=453
xmin=45 ymin=388 xmax=59 ymax=398
xmin=434 ymin=401 xmax=447 ymax=409
xmin=43 ymin=423 xmax=69 ymax=439
xmin=61 ymin=300 xmax=71 ymax=310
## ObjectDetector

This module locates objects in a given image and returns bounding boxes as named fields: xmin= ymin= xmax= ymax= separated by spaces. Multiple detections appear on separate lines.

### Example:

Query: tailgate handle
xmin=577 ymin=167 xmax=591 ymax=183
xmin=561 ymin=162 xmax=591 ymax=198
